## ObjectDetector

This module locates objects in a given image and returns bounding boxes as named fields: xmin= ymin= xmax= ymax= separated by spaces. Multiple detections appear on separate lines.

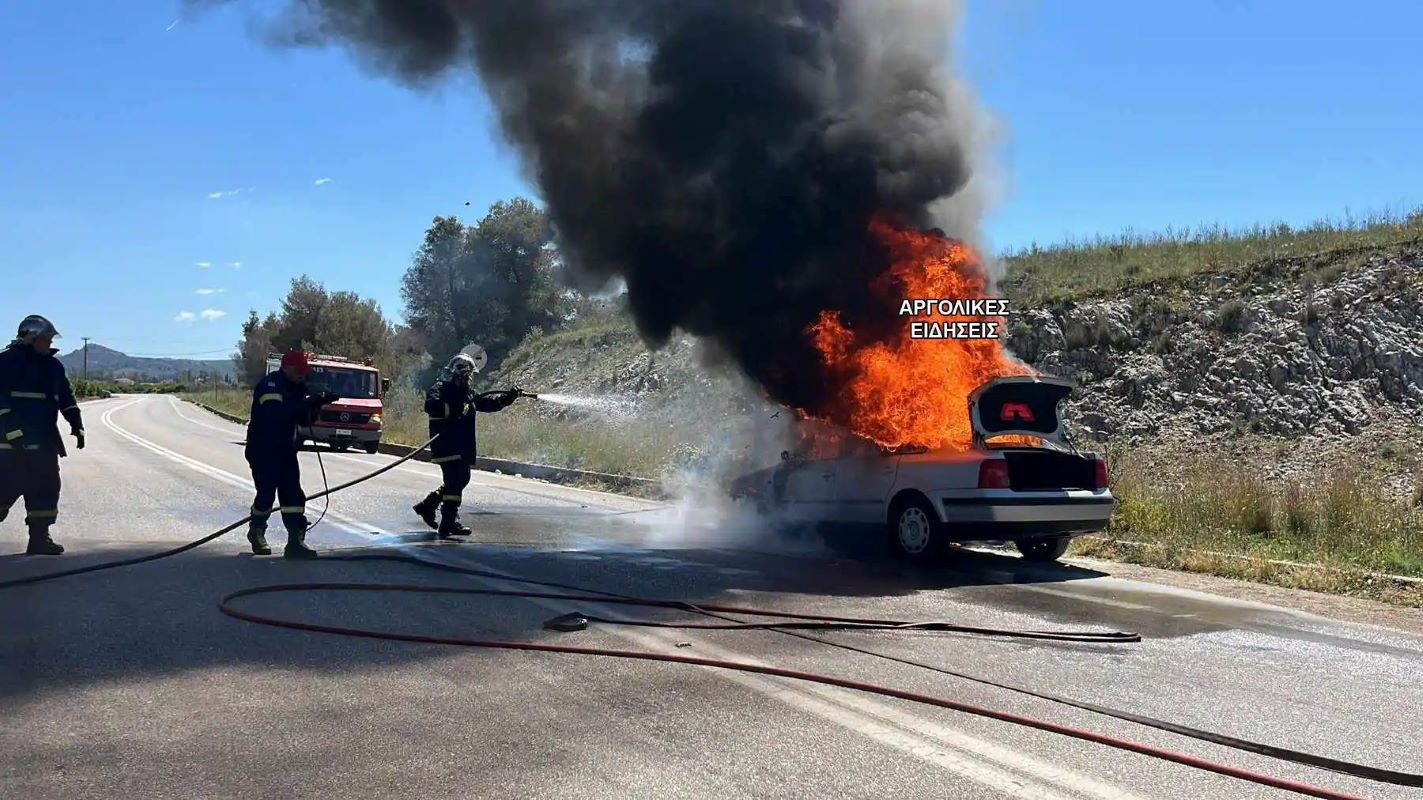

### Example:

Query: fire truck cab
xmin=266 ymin=352 xmax=391 ymax=454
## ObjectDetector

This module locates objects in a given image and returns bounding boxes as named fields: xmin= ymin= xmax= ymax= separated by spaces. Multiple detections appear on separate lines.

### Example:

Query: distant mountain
xmin=56 ymin=344 xmax=236 ymax=383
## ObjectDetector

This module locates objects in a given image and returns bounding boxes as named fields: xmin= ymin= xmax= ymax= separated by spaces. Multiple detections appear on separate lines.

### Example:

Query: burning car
xmin=730 ymin=376 xmax=1113 ymax=562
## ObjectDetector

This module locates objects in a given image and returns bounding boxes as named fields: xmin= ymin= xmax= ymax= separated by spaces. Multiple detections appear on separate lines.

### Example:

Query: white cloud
xmin=194 ymin=261 xmax=212 ymax=268
xmin=200 ymin=309 xmax=227 ymax=321
xmin=230 ymin=261 xmax=243 ymax=269
xmin=206 ymin=188 xmax=249 ymax=200
xmin=195 ymin=288 xmax=226 ymax=296
xmin=174 ymin=311 xmax=197 ymax=324
xmin=314 ymin=177 xmax=334 ymax=185
xmin=165 ymin=18 xmax=180 ymax=32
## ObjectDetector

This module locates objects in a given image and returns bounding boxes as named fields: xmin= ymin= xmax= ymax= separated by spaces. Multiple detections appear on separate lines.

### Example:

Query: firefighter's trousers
xmin=0 ymin=447 xmax=61 ymax=533
xmin=431 ymin=454 xmax=471 ymax=523
xmin=246 ymin=451 xmax=308 ymax=534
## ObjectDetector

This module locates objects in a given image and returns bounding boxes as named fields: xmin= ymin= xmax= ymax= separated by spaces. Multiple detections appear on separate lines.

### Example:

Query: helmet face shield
xmin=444 ymin=353 xmax=477 ymax=383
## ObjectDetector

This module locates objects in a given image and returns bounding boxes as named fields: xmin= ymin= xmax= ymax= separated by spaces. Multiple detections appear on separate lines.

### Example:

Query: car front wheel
xmin=890 ymin=498 xmax=944 ymax=560
xmin=1016 ymin=536 xmax=1071 ymax=562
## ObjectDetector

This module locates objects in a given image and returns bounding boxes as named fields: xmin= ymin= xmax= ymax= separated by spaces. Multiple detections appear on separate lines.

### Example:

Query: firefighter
xmin=244 ymin=349 xmax=339 ymax=559
xmin=412 ymin=353 xmax=519 ymax=538
xmin=0 ymin=315 xmax=84 ymax=556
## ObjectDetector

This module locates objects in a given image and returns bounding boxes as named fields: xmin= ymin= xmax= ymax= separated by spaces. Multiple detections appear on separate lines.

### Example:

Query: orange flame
xmin=805 ymin=215 xmax=1034 ymax=451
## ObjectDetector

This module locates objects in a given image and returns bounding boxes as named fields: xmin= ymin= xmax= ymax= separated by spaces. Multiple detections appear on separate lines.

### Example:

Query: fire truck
xmin=265 ymin=352 xmax=391 ymax=453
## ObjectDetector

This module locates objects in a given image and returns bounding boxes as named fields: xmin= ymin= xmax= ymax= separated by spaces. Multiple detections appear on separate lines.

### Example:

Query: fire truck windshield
xmin=307 ymin=367 xmax=378 ymax=399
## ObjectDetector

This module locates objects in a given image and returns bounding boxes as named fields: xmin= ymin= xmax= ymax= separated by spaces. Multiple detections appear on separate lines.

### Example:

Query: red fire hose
xmin=220 ymin=578 xmax=1373 ymax=800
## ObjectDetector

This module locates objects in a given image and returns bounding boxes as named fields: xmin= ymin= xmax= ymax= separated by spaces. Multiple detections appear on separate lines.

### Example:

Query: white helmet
xmin=443 ymin=353 xmax=479 ymax=382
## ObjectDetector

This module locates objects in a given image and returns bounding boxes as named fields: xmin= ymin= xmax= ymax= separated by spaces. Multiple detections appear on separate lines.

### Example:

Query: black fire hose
xmin=2 ymin=421 xmax=1417 ymax=796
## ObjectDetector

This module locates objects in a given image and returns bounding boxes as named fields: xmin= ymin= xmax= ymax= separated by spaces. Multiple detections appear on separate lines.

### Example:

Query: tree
xmin=400 ymin=198 xmax=571 ymax=370
xmin=233 ymin=310 xmax=279 ymax=385
xmin=233 ymin=277 xmax=422 ymax=386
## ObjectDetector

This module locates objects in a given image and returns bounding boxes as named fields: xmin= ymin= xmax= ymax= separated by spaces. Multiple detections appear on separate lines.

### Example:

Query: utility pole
xmin=81 ymin=337 xmax=91 ymax=382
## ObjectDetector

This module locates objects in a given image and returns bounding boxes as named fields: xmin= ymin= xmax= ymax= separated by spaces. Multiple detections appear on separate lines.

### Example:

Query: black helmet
xmin=15 ymin=314 xmax=59 ymax=344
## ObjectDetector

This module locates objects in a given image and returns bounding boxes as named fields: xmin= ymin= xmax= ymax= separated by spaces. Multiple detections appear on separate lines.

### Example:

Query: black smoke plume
xmin=221 ymin=0 xmax=992 ymax=416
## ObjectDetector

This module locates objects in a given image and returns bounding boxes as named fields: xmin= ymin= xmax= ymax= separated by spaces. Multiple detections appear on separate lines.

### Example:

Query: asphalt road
xmin=2 ymin=395 xmax=1420 ymax=800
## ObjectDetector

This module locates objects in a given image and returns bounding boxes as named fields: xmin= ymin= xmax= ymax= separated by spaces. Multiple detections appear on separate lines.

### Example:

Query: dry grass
xmin=1091 ymin=449 xmax=1423 ymax=605
xmin=1001 ymin=206 xmax=1423 ymax=305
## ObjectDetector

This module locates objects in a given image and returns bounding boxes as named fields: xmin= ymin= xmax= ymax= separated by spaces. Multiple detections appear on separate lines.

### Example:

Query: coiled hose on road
xmin=1 ymin=431 xmax=1416 ymax=799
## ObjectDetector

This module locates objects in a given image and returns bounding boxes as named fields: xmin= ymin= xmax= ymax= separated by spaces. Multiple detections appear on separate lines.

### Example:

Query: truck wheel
xmin=889 ymin=496 xmax=945 ymax=561
xmin=1016 ymin=536 xmax=1071 ymax=562
xmin=364 ymin=442 xmax=379 ymax=455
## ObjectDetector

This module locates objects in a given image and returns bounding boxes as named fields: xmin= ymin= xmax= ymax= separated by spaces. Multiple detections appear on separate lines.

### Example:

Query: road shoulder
xmin=1065 ymin=554 xmax=1423 ymax=637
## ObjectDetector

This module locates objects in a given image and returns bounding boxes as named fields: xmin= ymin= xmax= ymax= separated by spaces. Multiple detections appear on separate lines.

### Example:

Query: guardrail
xmin=188 ymin=399 xmax=667 ymax=498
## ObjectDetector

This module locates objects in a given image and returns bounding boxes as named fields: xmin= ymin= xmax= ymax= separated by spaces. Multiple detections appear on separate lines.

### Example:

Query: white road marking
xmin=106 ymin=396 xmax=1148 ymax=800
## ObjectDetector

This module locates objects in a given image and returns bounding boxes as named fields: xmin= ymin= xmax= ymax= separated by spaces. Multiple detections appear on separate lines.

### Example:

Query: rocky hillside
xmin=486 ymin=240 xmax=1423 ymax=484
xmin=1016 ymin=244 xmax=1422 ymax=441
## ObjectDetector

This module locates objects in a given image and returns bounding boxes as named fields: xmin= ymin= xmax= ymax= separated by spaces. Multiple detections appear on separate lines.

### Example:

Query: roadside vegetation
xmin=1001 ymin=206 xmax=1423 ymax=305
xmin=74 ymin=379 xmax=188 ymax=399
xmin=1074 ymin=450 xmax=1423 ymax=606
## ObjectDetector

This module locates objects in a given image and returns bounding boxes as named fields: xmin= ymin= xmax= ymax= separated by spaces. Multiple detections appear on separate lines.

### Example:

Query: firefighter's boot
xmin=413 ymin=492 xmax=440 ymax=530
xmin=25 ymin=525 xmax=64 ymax=556
xmin=438 ymin=506 xmax=472 ymax=539
xmin=247 ymin=524 xmax=272 ymax=555
xmin=283 ymin=528 xmax=319 ymax=560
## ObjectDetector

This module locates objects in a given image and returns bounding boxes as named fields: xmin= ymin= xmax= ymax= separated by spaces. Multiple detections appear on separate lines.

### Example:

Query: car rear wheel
xmin=1016 ymin=536 xmax=1071 ymax=562
xmin=364 ymin=442 xmax=380 ymax=455
xmin=889 ymin=497 xmax=944 ymax=561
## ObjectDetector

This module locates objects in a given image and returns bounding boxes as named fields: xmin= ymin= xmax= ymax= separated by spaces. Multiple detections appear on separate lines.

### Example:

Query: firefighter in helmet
xmin=243 ymin=349 xmax=340 ymax=558
xmin=0 ymin=315 xmax=85 ymax=555
xmin=413 ymin=353 xmax=520 ymax=538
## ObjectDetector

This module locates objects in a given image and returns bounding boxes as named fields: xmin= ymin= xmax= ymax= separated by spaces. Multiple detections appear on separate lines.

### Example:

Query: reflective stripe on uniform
xmin=430 ymin=454 xmax=461 ymax=463
xmin=4 ymin=430 xmax=22 ymax=441
xmin=279 ymin=506 xmax=306 ymax=514
xmin=0 ymin=408 xmax=9 ymax=416
xmin=62 ymin=405 xmax=78 ymax=412
xmin=0 ymin=443 xmax=10 ymax=450
xmin=26 ymin=509 xmax=58 ymax=519
xmin=10 ymin=391 xmax=47 ymax=399
xmin=258 ymin=393 xmax=284 ymax=404
xmin=441 ymin=494 xmax=462 ymax=502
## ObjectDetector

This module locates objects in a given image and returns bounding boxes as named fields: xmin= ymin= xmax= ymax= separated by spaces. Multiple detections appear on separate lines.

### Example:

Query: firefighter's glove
xmin=72 ymin=426 xmax=85 ymax=450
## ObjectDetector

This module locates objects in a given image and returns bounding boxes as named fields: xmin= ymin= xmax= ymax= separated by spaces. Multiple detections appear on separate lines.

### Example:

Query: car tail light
xmin=977 ymin=459 xmax=1010 ymax=489
xmin=1093 ymin=457 xmax=1109 ymax=490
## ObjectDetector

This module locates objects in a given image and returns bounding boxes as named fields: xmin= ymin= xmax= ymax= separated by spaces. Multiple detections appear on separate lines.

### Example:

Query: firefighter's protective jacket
xmin=245 ymin=370 xmax=333 ymax=462
xmin=0 ymin=343 xmax=83 ymax=457
xmin=425 ymin=379 xmax=515 ymax=461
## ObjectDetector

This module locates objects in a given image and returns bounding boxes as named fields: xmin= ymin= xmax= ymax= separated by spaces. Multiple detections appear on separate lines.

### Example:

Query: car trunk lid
xmin=968 ymin=376 xmax=1074 ymax=447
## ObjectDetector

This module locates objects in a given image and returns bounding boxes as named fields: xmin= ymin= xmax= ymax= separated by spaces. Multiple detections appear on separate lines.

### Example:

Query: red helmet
xmin=280 ymin=349 xmax=312 ymax=376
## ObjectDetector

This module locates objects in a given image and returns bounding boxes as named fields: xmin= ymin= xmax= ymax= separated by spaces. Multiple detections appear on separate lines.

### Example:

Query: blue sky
xmin=2 ymin=1 xmax=1419 ymax=358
